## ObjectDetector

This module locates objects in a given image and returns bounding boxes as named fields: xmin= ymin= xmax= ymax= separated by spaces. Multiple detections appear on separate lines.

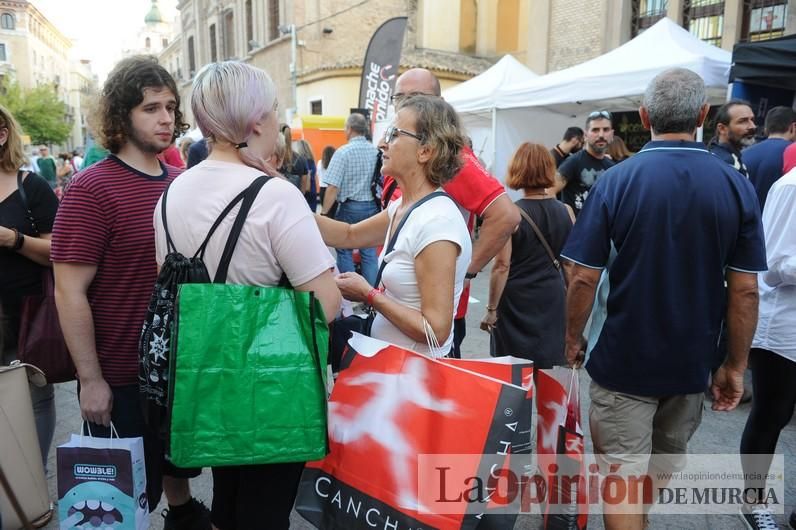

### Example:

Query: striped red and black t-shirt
xmin=51 ymin=155 xmax=181 ymax=386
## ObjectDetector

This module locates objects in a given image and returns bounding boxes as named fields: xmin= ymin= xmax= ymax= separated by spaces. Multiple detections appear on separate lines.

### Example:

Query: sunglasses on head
xmin=588 ymin=110 xmax=612 ymax=120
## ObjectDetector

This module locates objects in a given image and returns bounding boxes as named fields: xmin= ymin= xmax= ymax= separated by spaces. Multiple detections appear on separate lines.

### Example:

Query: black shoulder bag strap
xmin=370 ymin=150 xmax=383 ymax=211
xmin=16 ymin=170 xmax=40 ymax=236
xmin=213 ymin=175 xmax=272 ymax=283
xmin=159 ymin=179 xmax=266 ymax=262
xmin=374 ymin=190 xmax=451 ymax=288
xmin=517 ymin=206 xmax=561 ymax=271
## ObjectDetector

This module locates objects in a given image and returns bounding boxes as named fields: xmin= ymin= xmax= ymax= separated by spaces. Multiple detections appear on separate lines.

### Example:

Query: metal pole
xmin=290 ymin=24 xmax=298 ymax=119
xmin=491 ymin=106 xmax=498 ymax=178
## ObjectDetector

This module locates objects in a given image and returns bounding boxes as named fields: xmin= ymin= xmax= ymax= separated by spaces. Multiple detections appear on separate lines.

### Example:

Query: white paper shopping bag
xmin=56 ymin=424 xmax=148 ymax=530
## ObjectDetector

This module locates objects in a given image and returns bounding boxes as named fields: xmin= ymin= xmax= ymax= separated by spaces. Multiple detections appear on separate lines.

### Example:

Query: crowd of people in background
xmin=1 ymin=51 xmax=795 ymax=530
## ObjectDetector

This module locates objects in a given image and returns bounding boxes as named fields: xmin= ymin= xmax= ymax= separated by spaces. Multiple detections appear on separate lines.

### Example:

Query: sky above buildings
xmin=35 ymin=0 xmax=178 ymax=81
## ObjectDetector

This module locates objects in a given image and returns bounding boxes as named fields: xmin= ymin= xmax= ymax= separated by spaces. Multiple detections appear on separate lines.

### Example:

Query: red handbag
xmin=17 ymin=270 xmax=76 ymax=384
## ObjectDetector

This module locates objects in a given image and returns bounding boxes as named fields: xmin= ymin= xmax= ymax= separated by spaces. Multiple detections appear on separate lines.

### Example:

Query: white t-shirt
xmin=154 ymin=159 xmax=334 ymax=286
xmin=317 ymin=160 xmax=328 ymax=188
xmin=370 ymin=193 xmax=472 ymax=356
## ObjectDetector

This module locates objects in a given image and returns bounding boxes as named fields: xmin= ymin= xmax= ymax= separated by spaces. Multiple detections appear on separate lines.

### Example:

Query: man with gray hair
xmin=321 ymin=112 xmax=381 ymax=284
xmin=562 ymin=68 xmax=766 ymax=530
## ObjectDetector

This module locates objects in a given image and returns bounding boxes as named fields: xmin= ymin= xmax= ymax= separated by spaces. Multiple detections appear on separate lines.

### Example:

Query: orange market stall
xmin=290 ymin=115 xmax=347 ymax=161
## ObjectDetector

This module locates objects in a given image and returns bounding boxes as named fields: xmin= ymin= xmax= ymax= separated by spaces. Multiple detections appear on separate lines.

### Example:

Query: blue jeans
xmin=335 ymin=200 xmax=380 ymax=286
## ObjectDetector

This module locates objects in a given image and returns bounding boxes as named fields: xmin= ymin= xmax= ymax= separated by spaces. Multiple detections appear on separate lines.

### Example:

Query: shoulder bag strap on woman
xmin=214 ymin=175 xmax=272 ymax=283
xmin=517 ymin=206 xmax=560 ymax=271
xmin=16 ymin=170 xmax=40 ymax=236
xmin=374 ymin=190 xmax=451 ymax=288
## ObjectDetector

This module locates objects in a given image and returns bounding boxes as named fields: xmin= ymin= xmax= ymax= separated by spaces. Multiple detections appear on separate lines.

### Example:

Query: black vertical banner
xmin=358 ymin=17 xmax=408 ymax=123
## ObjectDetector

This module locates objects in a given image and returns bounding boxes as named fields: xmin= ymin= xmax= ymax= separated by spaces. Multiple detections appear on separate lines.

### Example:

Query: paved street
xmin=40 ymin=264 xmax=795 ymax=529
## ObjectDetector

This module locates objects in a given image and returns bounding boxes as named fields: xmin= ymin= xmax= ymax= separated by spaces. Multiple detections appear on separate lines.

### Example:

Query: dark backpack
xmin=138 ymin=176 xmax=271 ymax=435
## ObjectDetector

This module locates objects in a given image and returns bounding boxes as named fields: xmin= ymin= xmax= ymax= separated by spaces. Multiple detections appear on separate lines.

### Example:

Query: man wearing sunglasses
xmin=382 ymin=68 xmax=520 ymax=358
xmin=551 ymin=111 xmax=615 ymax=217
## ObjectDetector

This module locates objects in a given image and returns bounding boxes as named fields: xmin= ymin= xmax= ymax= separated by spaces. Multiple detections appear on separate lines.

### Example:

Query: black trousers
xmin=740 ymin=348 xmax=796 ymax=500
xmin=448 ymin=317 xmax=466 ymax=358
xmin=211 ymin=462 xmax=305 ymax=530
xmin=78 ymin=384 xmax=201 ymax=512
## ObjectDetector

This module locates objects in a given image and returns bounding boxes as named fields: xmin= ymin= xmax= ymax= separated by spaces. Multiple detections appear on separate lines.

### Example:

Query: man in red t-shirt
xmin=384 ymin=68 xmax=520 ymax=357
xmin=52 ymin=56 xmax=210 ymax=529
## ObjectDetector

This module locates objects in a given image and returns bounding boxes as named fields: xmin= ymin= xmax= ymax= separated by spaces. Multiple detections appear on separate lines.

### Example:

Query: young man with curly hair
xmin=51 ymin=56 xmax=210 ymax=530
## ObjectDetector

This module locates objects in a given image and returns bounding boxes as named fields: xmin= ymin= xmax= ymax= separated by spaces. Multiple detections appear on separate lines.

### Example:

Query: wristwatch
xmin=465 ymin=272 xmax=477 ymax=280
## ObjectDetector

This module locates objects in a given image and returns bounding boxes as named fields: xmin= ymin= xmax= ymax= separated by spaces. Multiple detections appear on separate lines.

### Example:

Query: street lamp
xmin=279 ymin=23 xmax=297 ymax=121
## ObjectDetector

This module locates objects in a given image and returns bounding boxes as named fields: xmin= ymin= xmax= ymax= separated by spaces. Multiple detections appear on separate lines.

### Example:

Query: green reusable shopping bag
xmin=168 ymin=283 xmax=329 ymax=468
xmin=163 ymin=175 xmax=329 ymax=468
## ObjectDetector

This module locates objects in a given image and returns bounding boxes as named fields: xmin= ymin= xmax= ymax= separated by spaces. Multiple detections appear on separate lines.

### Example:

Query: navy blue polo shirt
xmin=562 ymin=140 xmax=766 ymax=396
xmin=743 ymin=137 xmax=792 ymax=210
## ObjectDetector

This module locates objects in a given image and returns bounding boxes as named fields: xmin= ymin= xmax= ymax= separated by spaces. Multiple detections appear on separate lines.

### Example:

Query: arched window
xmin=145 ymin=36 xmax=151 ymax=48
xmin=0 ymin=13 xmax=15 ymax=30
xmin=267 ymin=0 xmax=280 ymax=41
xmin=632 ymin=0 xmax=668 ymax=36
xmin=188 ymin=36 xmax=196 ymax=76
xmin=209 ymin=24 xmax=217 ymax=62
xmin=245 ymin=0 xmax=254 ymax=49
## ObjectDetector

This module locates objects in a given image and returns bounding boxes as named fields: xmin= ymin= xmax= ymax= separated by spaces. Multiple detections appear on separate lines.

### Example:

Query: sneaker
xmin=162 ymin=498 xmax=211 ymax=530
xmin=741 ymin=505 xmax=779 ymax=529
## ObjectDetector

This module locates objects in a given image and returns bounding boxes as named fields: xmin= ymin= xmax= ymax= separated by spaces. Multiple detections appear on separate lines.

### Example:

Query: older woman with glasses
xmin=316 ymin=96 xmax=471 ymax=356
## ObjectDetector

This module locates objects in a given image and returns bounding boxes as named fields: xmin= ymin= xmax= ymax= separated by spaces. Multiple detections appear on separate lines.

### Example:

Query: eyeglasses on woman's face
xmin=383 ymin=125 xmax=423 ymax=144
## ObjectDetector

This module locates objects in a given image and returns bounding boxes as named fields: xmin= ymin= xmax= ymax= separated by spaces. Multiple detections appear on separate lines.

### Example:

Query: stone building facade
xmin=168 ymin=0 xmax=494 ymax=125
xmin=0 ymin=0 xmax=96 ymax=149
xmin=529 ymin=0 xmax=796 ymax=73
xmin=164 ymin=0 xmax=795 ymax=127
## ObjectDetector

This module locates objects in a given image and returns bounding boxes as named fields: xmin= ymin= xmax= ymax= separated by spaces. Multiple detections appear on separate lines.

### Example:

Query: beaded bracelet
xmin=11 ymin=228 xmax=24 ymax=250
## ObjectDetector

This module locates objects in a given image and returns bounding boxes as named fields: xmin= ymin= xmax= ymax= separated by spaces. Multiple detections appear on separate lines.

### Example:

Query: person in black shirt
xmin=550 ymin=126 xmax=584 ymax=167
xmin=552 ymin=111 xmax=615 ymax=216
xmin=743 ymin=105 xmax=795 ymax=209
xmin=708 ymin=100 xmax=756 ymax=178
xmin=0 ymin=105 xmax=60 ymax=470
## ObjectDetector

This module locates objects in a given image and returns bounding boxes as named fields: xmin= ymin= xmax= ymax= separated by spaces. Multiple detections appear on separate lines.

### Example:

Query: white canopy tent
xmin=451 ymin=18 xmax=731 ymax=186
xmin=441 ymin=54 xmax=538 ymax=167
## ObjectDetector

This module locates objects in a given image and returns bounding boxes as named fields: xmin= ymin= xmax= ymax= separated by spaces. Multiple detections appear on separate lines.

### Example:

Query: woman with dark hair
xmin=480 ymin=142 xmax=572 ymax=367
xmin=0 ymin=104 xmax=60 ymax=468
xmin=316 ymin=96 xmax=471 ymax=356
xmin=317 ymin=145 xmax=335 ymax=208
xmin=278 ymin=124 xmax=309 ymax=193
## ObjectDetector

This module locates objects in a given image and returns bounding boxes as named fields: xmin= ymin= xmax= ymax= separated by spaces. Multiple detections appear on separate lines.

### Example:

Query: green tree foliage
xmin=0 ymin=79 xmax=73 ymax=144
